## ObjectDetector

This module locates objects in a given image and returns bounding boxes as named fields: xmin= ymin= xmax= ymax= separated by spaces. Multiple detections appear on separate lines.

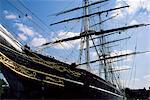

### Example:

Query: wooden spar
xmin=76 ymin=56 xmax=124 ymax=66
xmin=90 ymin=14 xmax=118 ymax=28
xmin=102 ymin=44 xmax=119 ymax=49
xmin=77 ymin=51 xmax=150 ymax=65
xmin=80 ymin=44 xmax=119 ymax=51
xmin=50 ymin=6 xmax=129 ymax=26
xmin=41 ymin=24 xmax=150 ymax=46
xmin=101 ymin=58 xmax=125 ymax=65
xmin=100 ymin=68 xmax=131 ymax=73
xmin=89 ymin=32 xmax=119 ymax=40
xmin=83 ymin=37 xmax=131 ymax=50
xmin=52 ymin=0 xmax=109 ymax=16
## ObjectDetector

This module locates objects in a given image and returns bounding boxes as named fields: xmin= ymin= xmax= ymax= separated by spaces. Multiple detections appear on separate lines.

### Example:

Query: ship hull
xmin=0 ymin=65 xmax=123 ymax=99
xmin=0 ymin=43 xmax=123 ymax=99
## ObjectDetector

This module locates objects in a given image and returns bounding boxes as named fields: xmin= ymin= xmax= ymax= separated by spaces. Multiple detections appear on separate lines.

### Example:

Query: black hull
xmin=0 ymin=43 xmax=124 ymax=99
xmin=0 ymin=64 xmax=122 ymax=99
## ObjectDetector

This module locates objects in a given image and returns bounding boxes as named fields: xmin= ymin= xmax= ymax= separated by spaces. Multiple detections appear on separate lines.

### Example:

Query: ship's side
xmin=0 ymin=28 xmax=123 ymax=99
xmin=1 ymin=0 xmax=150 ymax=99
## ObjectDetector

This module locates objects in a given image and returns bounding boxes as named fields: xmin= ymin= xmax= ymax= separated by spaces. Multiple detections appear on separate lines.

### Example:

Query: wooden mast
xmin=83 ymin=0 xmax=91 ymax=72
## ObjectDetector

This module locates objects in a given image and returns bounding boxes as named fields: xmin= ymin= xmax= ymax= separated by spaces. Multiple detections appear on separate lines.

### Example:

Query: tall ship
xmin=0 ymin=0 xmax=149 ymax=99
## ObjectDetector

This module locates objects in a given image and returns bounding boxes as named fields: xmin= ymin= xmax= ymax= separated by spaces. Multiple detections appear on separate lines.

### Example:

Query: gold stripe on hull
xmin=0 ymin=52 xmax=64 ymax=87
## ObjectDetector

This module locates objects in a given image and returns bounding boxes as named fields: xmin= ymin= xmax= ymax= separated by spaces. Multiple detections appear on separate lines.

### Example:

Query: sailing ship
xmin=0 ymin=0 xmax=149 ymax=99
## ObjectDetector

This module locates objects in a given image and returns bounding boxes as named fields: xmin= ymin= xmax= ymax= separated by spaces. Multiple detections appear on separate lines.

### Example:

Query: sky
xmin=0 ymin=0 xmax=150 ymax=89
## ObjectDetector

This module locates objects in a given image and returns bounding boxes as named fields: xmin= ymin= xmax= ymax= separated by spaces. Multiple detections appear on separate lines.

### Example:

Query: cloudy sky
xmin=0 ymin=0 xmax=150 ymax=89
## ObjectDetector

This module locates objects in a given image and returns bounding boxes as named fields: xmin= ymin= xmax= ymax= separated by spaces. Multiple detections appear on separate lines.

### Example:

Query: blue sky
xmin=0 ymin=0 xmax=150 ymax=89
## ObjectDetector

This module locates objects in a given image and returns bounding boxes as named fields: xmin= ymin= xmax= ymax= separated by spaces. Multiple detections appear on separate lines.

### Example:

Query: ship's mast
xmin=83 ymin=0 xmax=91 ymax=72
xmin=42 ymin=1 xmax=150 ymax=81
xmin=97 ymin=5 xmax=108 ymax=81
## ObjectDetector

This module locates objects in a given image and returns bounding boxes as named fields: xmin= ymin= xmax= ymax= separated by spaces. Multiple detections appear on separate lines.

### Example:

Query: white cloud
xmin=120 ymin=78 xmax=141 ymax=89
xmin=90 ymin=51 xmax=99 ymax=61
xmin=18 ymin=33 xmax=27 ymax=41
xmin=111 ymin=49 xmax=133 ymax=60
xmin=30 ymin=37 xmax=47 ymax=47
xmin=3 ymin=10 xmax=17 ymax=20
xmin=124 ymin=0 xmax=140 ymax=14
xmin=5 ymin=14 xmax=17 ymax=20
xmin=129 ymin=20 xmax=139 ymax=25
xmin=143 ymin=74 xmax=150 ymax=89
xmin=56 ymin=31 xmax=79 ymax=40
xmin=115 ymin=0 xmax=134 ymax=14
xmin=144 ymin=74 xmax=150 ymax=80
xmin=120 ymin=74 xmax=150 ymax=89
xmin=52 ymin=31 xmax=80 ymax=49
xmin=15 ymin=23 xmax=39 ymax=36
xmin=53 ymin=42 xmax=73 ymax=49
xmin=27 ymin=15 xmax=32 ymax=19
xmin=114 ymin=0 xmax=150 ymax=19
